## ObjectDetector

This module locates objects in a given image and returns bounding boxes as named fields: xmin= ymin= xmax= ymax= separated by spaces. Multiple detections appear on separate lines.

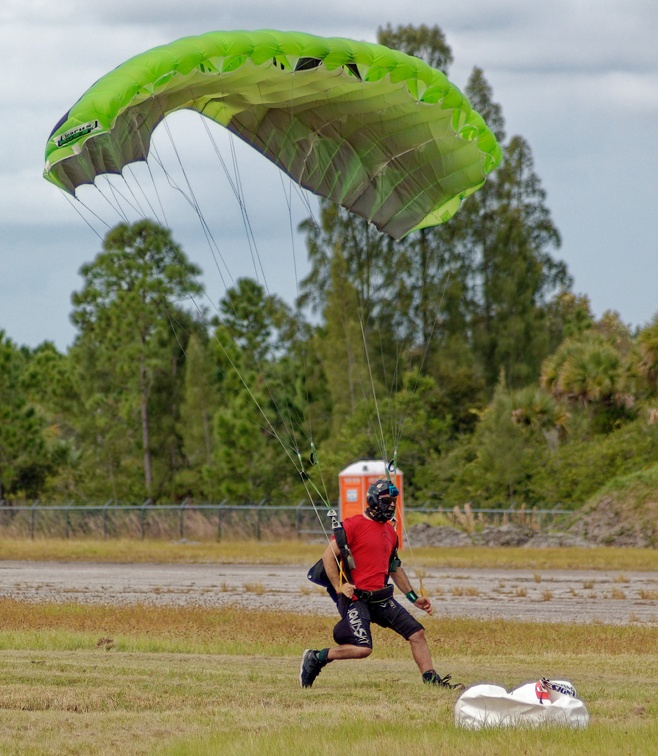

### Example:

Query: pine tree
xmin=0 ymin=333 xmax=51 ymax=498
xmin=377 ymin=23 xmax=453 ymax=72
xmin=179 ymin=332 xmax=218 ymax=469
xmin=70 ymin=220 xmax=202 ymax=499
xmin=461 ymin=71 xmax=570 ymax=388
xmin=208 ymin=278 xmax=316 ymax=501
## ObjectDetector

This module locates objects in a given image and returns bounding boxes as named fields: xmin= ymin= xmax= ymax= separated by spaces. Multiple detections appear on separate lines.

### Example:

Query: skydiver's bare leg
xmin=327 ymin=644 xmax=371 ymax=661
xmin=408 ymin=629 xmax=434 ymax=673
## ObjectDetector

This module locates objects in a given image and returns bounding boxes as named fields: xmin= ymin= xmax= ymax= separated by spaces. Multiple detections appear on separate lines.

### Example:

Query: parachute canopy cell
xmin=43 ymin=29 xmax=503 ymax=240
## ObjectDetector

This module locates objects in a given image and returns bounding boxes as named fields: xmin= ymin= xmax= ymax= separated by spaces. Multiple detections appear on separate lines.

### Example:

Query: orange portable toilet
xmin=338 ymin=460 xmax=405 ymax=548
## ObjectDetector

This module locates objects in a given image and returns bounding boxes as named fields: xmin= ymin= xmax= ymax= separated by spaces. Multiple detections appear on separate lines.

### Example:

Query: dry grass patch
xmin=0 ymin=537 xmax=323 ymax=566
xmin=3 ymin=598 xmax=658 ymax=658
xmin=3 ymin=539 xmax=658 ymax=572
xmin=243 ymin=582 xmax=265 ymax=595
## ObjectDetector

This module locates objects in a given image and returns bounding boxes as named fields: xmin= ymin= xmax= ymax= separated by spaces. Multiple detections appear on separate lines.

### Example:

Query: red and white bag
xmin=455 ymin=678 xmax=589 ymax=729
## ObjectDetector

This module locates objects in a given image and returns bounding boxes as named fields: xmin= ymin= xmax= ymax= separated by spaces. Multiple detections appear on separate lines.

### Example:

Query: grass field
xmin=3 ymin=537 xmax=658 ymax=571
xmin=1 ymin=540 xmax=658 ymax=754
xmin=0 ymin=600 xmax=657 ymax=755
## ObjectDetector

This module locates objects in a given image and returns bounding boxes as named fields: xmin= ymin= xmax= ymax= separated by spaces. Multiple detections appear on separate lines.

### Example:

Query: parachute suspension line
xmin=116 ymin=171 xmax=155 ymax=224
xmin=184 ymin=297 xmax=307 ymax=478
xmin=132 ymin=99 xmax=170 ymax=230
xmin=273 ymin=77 xmax=326 ymax=455
xmin=390 ymin=337 xmax=409 ymax=470
xmin=331 ymin=268 xmax=389 ymax=470
xmin=163 ymin=294 xmax=336 ymax=557
xmin=274 ymin=174 xmax=340 ymax=540
xmin=179 ymin=121 xmax=312 ymax=477
xmin=149 ymin=127 xmax=236 ymax=294
xmin=150 ymin=100 xmax=248 ymax=296
xmin=198 ymin=81 xmax=327 ymax=503
xmin=167 ymin=114 xmax=318 ymax=472
xmin=193 ymin=126 xmax=314 ymax=477
xmin=342 ymin=213 xmax=405 ymax=473
xmin=196 ymin=113 xmax=268 ymax=292
xmin=357 ymin=312 xmax=389 ymax=465
xmin=297 ymin=451 xmax=330 ymax=509
xmin=147 ymin=117 xmax=317 ymax=503
xmin=193 ymin=271 xmax=308 ymax=474
xmin=385 ymin=452 xmax=426 ymax=599
xmin=228 ymin=131 xmax=269 ymax=290
xmin=163 ymin=299 xmax=319 ymax=523
xmin=297 ymin=444 xmax=350 ymax=589
xmin=278 ymin=171 xmax=301 ymax=298
xmin=383 ymin=231 xmax=481 ymax=599
xmin=307 ymin=442 xmax=335 ymax=516
xmin=92 ymin=178 xmax=132 ymax=226
xmin=371 ymin=307 xmax=409 ymax=471
xmin=148 ymin=108 xmax=316 ymax=478
xmin=268 ymin=72 xmax=343 ymax=542
xmin=124 ymin=164 xmax=166 ymax=229
xmin=102 ymin=174 xmax=148 ymax=223
xmin=60 ymin=192 xmax=109 ymax=240
xmin=288 ymin=177 xmax=320 ymax=235
xmin=197 ymin=117 xmax=242 ymax=201
xmin=276 ymin=168 xmax=327 ymax=493
xmin=159 ymin=210 xmax=324 ymax=516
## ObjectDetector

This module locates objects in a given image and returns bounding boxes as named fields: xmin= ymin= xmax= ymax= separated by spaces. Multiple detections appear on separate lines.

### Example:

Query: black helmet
xmin=366 ymin=479 xmax=399 ymax=522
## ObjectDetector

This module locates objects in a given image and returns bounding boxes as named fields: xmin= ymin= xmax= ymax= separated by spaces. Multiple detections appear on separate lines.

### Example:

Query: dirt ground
xmin=2 ymin=560 xmax=658 ymax=625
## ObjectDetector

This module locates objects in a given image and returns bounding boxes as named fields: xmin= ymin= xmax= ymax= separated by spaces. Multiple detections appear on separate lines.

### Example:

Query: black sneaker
xmin=422 ymin=671 xmax=465 ymax=690
xmin=299 ymin=649 xmax=324 ymax=688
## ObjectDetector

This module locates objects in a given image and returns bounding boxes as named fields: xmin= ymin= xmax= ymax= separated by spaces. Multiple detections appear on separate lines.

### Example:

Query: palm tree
xmin=542 ymin=334 xmax=630 ymax=406
xmin=510 ymin=385 xmax=569 ymax=445
xmin=636 ymin=315 xmax=658 ymax=394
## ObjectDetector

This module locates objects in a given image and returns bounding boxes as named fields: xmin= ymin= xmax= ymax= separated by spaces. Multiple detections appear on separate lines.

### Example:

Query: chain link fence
xmin=0 ymin=500 xmax=572 ymax=541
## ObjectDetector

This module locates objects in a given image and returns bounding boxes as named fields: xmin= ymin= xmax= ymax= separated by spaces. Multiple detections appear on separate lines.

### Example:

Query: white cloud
xmin=3 ymin=0 xmax=658 ymax=347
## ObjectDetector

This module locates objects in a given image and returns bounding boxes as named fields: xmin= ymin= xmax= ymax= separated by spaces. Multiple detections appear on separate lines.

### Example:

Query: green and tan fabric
xmin=44 ymin=29 xmax=502 ymax=239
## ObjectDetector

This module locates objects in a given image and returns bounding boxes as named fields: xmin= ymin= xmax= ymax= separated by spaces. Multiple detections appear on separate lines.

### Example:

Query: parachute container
xmin=338 ymin=460 xmax=405 ymax=547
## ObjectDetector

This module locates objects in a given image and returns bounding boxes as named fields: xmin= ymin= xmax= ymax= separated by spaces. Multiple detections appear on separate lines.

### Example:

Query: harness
xmin=353 ymin=585 xmax=394 ymax=603
xmin=307 ymin=510 xmax=401 ymax=604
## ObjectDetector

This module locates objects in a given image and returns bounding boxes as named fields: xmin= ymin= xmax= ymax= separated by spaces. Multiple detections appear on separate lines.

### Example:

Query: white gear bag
xmin=455 ymin=678 xmax=589 ymax=730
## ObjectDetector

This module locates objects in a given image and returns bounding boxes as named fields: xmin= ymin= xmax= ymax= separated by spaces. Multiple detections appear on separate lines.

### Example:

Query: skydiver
xmin=300 ymin=478 xmax=464 ymax=690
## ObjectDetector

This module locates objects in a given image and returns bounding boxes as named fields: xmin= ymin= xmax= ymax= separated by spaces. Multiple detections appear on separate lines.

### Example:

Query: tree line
xmin=3 ymin=24 xmax=658 ymax=508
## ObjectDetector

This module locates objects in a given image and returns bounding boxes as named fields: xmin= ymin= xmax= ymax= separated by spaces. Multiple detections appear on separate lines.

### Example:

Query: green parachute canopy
xmin=44 ymin=29 xmax=502 ymax=240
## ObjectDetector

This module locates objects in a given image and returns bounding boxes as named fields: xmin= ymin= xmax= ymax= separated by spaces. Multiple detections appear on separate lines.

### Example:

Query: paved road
xmin=2 ymin=560 xmax=658 ymax=625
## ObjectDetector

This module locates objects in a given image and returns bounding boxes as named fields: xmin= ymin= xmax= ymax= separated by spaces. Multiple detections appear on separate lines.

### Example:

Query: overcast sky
xmin=2 ymin=0 xmax=657 ymax=350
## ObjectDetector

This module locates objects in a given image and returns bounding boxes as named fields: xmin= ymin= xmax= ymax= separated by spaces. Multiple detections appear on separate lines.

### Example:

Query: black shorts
xmin=333 ymin=595 xmax=424 ymax=648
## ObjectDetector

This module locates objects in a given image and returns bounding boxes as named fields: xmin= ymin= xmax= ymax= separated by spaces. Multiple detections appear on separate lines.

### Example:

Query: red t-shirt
xmin=334 ymin=514 xmax=398 ymax=591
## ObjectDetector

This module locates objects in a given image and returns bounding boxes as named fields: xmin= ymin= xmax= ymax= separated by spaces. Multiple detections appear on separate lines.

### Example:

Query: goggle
xmin=379 ymin=484 xmax=399 ymax=505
